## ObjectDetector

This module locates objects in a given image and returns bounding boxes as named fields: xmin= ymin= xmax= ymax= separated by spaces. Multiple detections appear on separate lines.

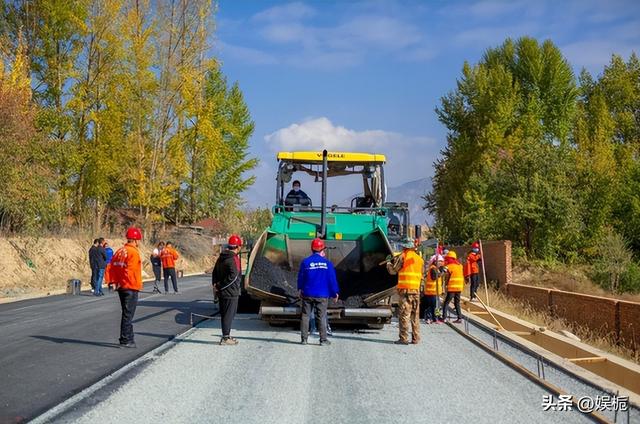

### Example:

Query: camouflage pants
xmin=398 ymin=291 xmax=420 ymax=343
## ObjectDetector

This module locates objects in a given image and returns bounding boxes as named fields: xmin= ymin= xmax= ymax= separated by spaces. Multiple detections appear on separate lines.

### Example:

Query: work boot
xmin=319 ymin=339 xmax=331 ymax=346
xmin=219 ymin=337 xmax=238 ymax=346
xmin=394 ymin=340 xmax=409 ymax=345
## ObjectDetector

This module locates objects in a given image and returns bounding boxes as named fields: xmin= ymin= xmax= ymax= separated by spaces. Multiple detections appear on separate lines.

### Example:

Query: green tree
xmin=67 ymin=0 xmax=127 ymax=231
xmin=2 ymin=0 xmax=89 ymax=224
xmin=428 ymin=37 xmax=579 ymax=257
xmin=203 ymin=68 xmax=257 ymax=216
xmin=0 ymin=37 xmax=58 ymax=231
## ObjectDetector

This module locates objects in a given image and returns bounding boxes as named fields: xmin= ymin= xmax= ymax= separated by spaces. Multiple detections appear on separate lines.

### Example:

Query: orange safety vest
xmin=161 ymin=247 xmax=179 ymax=269
xmin=397 ymin=250 xmax=424 ymax=291
xmin=446 ymin=262 xmax=464 ymax=293
xmin=466 ymin=252 xmax=481 ymax=275
xmin=110 ymin=243 xmax=143 ymax=291
xmin=424 ymin=264 xmax=442 ymax=296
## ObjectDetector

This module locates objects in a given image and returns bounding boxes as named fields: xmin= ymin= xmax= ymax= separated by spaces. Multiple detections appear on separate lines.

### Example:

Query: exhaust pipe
xmin=319 ymin=149 xmax=328 ymax=238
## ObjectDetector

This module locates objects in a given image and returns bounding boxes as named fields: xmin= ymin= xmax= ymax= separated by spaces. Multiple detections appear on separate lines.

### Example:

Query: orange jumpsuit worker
xmin=442 ymin=251 xmax=464 ymax=323
xmin=395 ymin=238 xmax=425 ymax=345
xmin=466 ymin=241 xmax=482 ymax=301
xmin=111 ymin=227 xmax=143 ymax=348
xmin=161 ymin=242 xmax=180 ymax=294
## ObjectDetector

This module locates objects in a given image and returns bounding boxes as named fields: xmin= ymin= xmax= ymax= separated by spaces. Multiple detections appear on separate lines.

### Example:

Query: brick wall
xmin=619 ymin=301 xmax=640 ymax=348
xmin=450 ymin=240 xmax=512 ymax=287
xmin=550 ymin=290 xmax=618 ymax=336
xmin=506 ymin=283 xmax=550 ymax=312
xmin=504 ymin=282 xmax=640 ymax=349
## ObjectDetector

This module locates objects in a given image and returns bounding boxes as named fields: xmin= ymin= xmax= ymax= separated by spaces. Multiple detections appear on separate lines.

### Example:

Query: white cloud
xmin=242 ymin=5 xmax=437 ymax=69
xmin=562 ymin=40 xmax=639 ymax=69
xmin=454 ymin=23 xmax=540 ymax=47
xmin=264 ymin=117 xmax=437 ymax=190
xmin=252 ymin=2 xmax=316 ymax=23
xmin=217 ymin=41 xmax=278 ymax=65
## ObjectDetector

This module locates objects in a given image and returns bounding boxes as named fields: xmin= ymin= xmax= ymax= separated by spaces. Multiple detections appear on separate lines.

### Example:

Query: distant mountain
xmin=386 ymin=178 xmax=431 ymax=226
xmin=343 ymin=177 xmax=431 ymax=225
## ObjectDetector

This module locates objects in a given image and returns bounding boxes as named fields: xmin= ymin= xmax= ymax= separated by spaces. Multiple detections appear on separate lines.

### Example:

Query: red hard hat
xmin=228 ymin=234 xmax=242 ymax=248
xmin=311 ymin=238 xmax=325 ymax=252
xmin=471 ymin=242 xmax=480 ymax=249
xmin=125 ymin=227 xmax=142 ymax=240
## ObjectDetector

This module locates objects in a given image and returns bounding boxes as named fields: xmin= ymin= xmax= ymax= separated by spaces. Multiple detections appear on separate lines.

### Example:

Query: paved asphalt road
xmin=0 ymin=275 xmax=217 ymax=423
xmin=42 ymin=318 xmax=593 ymax=424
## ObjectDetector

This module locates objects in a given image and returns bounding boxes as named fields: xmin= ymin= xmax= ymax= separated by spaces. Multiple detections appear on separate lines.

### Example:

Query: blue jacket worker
xmin=297 ymin=238 xmax=339 ymax=346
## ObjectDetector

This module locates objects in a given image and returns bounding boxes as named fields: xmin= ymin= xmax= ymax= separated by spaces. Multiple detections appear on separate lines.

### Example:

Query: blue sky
xmin=214 ymin=0 xmax=640 ymax=210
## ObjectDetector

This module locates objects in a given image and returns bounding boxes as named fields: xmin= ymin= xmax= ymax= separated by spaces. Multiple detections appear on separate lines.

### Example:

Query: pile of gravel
xmin=249 ymin=256 xmax=395 ymax=307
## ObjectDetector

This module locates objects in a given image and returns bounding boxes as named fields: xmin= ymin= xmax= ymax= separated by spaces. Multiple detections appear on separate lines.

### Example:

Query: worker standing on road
xmin=395 ymin=238 xmax=424 ymax=345
xmin=442 ymin=251 xmax=464 ymax=323
xmin=103 ymin=241 xmax=114 ymax=292
xmin=94 ymin=237 xmax=107 ymax=296
xmin=151 ymin=241 xmax=164 ymax=289
xmin=212 ymin=235 xmax=243 ymax=346
xmin=465 ymin=242 xmax=482 ymax=301
xmin=88 ymin=239 xmax=100 ymax=293
xmin=161 ymin=241 xmax=180 ymax=294
xmin=110 ymin=227 xmax=143 ymax=348
xmin=423 ymin=255 xmax=444 ymax=324
xmin=298 ymin=238 xmax=339 ymax=346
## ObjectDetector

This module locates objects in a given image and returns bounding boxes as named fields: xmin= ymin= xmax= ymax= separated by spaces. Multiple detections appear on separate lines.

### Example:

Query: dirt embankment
xmin=0 ymin=233 xmax=216 ymax=301
xmin=512 ymin=261 xmax=640 ymax=303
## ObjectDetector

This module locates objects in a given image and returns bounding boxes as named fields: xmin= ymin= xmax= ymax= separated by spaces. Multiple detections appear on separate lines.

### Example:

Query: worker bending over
xmin=442 ymin=251 xmax=464 ymax=323
xmin=395 ymin=238 xmax=424 ymax=344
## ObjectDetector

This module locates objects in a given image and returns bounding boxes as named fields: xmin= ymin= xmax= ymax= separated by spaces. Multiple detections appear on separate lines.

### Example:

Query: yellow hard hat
xmin=445 ymin=250 xmax=457 ymax=259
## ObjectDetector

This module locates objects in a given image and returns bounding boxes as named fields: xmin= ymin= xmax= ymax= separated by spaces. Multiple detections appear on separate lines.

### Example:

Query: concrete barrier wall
xmin=450 ymin=240 xmax=512 ymax=288
xmin=505 ymin=282 xmax=640 ymax=349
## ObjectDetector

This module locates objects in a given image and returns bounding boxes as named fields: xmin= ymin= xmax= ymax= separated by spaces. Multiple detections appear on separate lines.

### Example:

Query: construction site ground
xmin=3 ymin=272 xmax=636 ymax=423
xmin=37 ymin=316 xmax=594 ymax=424
xmin=0 ymin=275 xmax=215 ymax=422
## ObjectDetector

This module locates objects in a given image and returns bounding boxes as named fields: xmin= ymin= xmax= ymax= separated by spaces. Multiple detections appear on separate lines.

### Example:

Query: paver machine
xmin=245 ymin=150 xmax=410 ymax=328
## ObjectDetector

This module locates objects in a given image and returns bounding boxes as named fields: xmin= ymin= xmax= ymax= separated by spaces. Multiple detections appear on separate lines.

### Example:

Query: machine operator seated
xmin=285 ymin=180 xmax=312 ymax=208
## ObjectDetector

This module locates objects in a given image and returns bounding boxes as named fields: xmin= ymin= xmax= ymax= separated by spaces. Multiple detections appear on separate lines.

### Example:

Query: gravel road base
xmin=49 ymin=317 xmax=593 ymax=424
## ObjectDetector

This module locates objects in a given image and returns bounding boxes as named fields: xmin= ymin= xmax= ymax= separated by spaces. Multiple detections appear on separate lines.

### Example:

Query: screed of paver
xmin=57 ymin=318 xmax=593 ymax=424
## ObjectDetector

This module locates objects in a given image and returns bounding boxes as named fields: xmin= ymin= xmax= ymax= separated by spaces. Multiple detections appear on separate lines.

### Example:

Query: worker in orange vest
xmin=442 ymin=251 xmax=464 ymax=323
xmin=466 ymin=241 xmax=482 ymax=301
xmin=423 ymin=254 xmax=444 ymax=324
xmin=161 ymin=241 xmax=180 ymax=294
xmin=110 ymin=227 xmax=143 ymax=348
xmin=395 ymin=238 xmax=425 ymax=345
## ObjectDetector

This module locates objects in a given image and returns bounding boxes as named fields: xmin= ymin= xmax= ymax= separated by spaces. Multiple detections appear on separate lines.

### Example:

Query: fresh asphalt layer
xmin=44 ymin=318 xmax=594 ymax=424
xmin=0 ymin=275 xmax=216 ymax=423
